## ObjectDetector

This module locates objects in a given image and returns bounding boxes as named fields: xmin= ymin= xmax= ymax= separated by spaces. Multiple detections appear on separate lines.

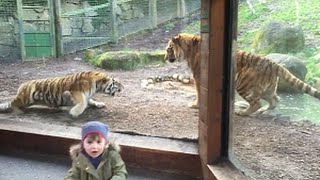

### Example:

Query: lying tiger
xmin=164 ymin=33 xmax=320 ymax=116
xmin=0 ymin=71 xmax=124 ymax=117
xmin=142 ymin=74 xmax=194 ymax=87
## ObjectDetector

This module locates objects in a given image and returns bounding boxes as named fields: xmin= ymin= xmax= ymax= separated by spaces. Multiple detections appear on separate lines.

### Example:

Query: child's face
xmin=83 ymin=134 xmax=106 ymax=158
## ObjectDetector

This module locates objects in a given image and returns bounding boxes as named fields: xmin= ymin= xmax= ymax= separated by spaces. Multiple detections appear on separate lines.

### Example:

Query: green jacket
xmin=65 ymin=142 xmax=127 ymax=180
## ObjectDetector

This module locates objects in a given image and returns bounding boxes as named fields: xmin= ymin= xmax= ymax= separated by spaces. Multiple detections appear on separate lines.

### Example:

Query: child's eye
xmin=97 ymin=140 xmax=101 ymax=144
xmin=87 ymin=141 xmax=93 ymax=144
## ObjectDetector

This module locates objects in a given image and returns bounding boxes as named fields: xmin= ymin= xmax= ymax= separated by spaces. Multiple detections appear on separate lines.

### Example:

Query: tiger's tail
xmin=147 ymin=74 xmax=194 ymax=84
xmin=0 ymin=102 xmax=12 ymax=112
xmin=275 ymin=63 xmax=320 ymax=100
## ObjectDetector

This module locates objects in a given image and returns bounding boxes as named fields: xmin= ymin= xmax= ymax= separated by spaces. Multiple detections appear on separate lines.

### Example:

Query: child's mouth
xmin=91 ymin=150 xmax=98 ymax=154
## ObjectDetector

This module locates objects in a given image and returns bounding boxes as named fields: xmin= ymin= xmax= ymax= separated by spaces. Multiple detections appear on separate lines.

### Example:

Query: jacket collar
xmin=68 ymin=142 xmax=121 ymax=178
xmin=69 ymin=141 xmax=121 ymax=160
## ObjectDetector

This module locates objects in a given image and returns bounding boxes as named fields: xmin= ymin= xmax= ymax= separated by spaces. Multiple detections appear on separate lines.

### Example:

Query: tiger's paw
xmin=235 ymin=110 xmax=250 ymax=116
xmin=89 ymin=99 xmax=105 ymax=108
xmin=235 ymin=110 xmax=245 ymax=116
xmin=69 ymin=112 xmax=80 ymax=118
xmin=12 ymin=107 xmax=24 ymax=115
xmin=94 ymin=102 xmax=106 ymax=108
xmin=69 ymin=108 xmax=83 ymax=118
xmin=188 ymin=102 xmax=199 ymax=109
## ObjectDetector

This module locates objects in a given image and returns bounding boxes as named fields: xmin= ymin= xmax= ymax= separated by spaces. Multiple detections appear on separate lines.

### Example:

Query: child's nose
xmin=92 ymin=143 xmax=98 ymax=148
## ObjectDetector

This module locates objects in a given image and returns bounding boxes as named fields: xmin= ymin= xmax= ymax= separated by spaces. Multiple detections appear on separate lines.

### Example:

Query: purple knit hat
xmin=81 ymin=121 xmax=109 ymax=142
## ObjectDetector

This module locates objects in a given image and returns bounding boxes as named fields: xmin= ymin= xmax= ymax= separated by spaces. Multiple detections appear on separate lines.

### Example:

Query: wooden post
xmin=53 ymin=0 xmax=63 ymax=57
xmin=110 ymin=0 xmax=119 ymax=43
xmin=199 ymin=0 xmax=239 ymax=179
xmin=48 ymin=0 xmax=56 ymax=57
xmin=177 ymin=0 xmax=186 ymax=18
xmin=149 ymin=0 xmax=157 ymax=28
xmin=226 ymin=0 xmax=239 ymax=159
xmin=16 ymin=0 xmax=26 ymax=61
xmin=199 ymin=0 xmax=225 ymax=178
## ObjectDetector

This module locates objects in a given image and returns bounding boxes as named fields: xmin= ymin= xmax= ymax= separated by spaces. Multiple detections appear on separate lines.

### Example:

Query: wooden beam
xmin=199 ymin=0 xmax=226 ymax=179
xmin=198 ymin=0 xmax=246 ymax=179
xmin=199 ymin=0 xmax=226 ymax=163
xmin=0 ymin=119 xmax=201 ymax=178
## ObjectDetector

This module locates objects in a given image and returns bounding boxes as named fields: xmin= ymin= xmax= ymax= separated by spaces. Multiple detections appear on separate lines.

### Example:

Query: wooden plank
xmin=149 ymin=0 xmax=157 ymax=28
xmin=227 ymin=0 xmax=239 ymax=155
xmin=47 ymin=0 xmax=56 ymax=57
xmin=110 ymin=0 xmax=119 ymax=43
xmin=199 ymin=0 xmax=247 ymax=179
xmin=0 ymin=119 xmax=201 ymax=178
xmin=16 ymin=0 xmax=26 ymax=60
xmin=208 ymin=162 xmax=247 ymax=180
xmin=52 ymin=0 xmax=62 ymax=57
xmin=206 ymin=0 xmax=225 ymax=163
xmin=199 ymin=0 xmax=225 ymax=164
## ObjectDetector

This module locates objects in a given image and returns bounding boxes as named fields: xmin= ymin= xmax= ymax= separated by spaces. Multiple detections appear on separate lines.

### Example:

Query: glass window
xmin=230 ymin=0 xmax=320 ymax=179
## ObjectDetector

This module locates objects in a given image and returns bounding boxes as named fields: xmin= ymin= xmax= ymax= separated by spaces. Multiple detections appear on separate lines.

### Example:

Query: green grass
xmin=164 ymin=23 xmax=175 ymax=31
xmin=181 ymin=21 xmax=200 ymax=34
xmin=305 ymin=57 xmax=320 ymax=85
xmin=238 ymin=0 xmax=320 ymax=50
xmin=86 ymin=50 xmax=166 ymax=70
xmin=238 ymin=0 xmax=320 ymax=83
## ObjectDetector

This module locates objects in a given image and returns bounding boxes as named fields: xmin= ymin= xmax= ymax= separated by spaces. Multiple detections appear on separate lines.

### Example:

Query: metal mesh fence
xmin=20 ymin=2 xmax=51 ymax=32
xmin=0 ymin=0 xmax=20 ymax=63
xmin=117 ymin=0 xmax=151 ymax=38
xmin=185 ymin=0 xmax=201 ymax=13
xmin=157 ymin=0 xmax=178 ymax=24
xmin=0 ymin=0 xmax=200 ymax=62
xmin=61 ymin=0 xmax=113 ymax=54
xmin=61 ymin=0 xmax=200 ymax=54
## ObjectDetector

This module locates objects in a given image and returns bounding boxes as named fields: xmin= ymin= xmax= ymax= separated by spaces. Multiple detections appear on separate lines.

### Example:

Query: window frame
xmin=199 ymin=0 xmax=242 ymax=179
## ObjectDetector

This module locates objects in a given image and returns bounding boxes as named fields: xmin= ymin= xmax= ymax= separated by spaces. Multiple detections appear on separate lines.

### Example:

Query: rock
xmin=91 ymin=51 xmax=165 ymax=70
xmin=266 ymin=53 xmax=307 ymax=93
xmin=73 ymin=57 xmax=82 ymax=61
xmin=313 ymin=53 xmax=320 ymax=63
xmin=83 ymin=49 xmax=96 ymax=61
xmin=253 ymin=20 xmax=305 ymax=54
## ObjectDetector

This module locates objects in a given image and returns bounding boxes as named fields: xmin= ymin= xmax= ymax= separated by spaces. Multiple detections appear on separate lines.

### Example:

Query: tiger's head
xmin=105 ymin=77 xmax=124 ymax=96
xmin=95 ymin=72 xmax=124 ymax=96
xmin=104 ymin=77 xmax=124 ymax=96
xmin=164 ymin=33 xmax=200 ymax=63
xmin=164 ymin=36 xmax=179 ymax=63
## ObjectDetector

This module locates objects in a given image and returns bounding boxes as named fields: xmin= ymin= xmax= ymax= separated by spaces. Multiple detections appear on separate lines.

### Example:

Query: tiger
xmin=144 ymin=74 xmax=194 ymax=86
xmin=164 ymin=33 xmax=201 ymax=108
xmin=235 ymin=50 xmax=320 ymax=116
xmin=0 ymin=71 xmax=124 ymax=118
xmin=164 ymin=33 xmax=320 ymax=115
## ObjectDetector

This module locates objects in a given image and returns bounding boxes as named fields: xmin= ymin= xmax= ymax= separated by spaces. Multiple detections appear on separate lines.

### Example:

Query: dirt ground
xmin=1 ymin=14 xmax=320 ymax=180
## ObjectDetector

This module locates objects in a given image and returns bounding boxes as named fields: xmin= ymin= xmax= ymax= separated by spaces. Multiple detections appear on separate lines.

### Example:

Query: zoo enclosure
xmin=0 ymin=0 xmax=200 ymax=63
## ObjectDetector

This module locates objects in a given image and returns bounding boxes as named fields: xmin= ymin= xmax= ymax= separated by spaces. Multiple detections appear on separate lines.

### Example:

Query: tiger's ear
xmin=101 ymin=77 xmax=108 ymax=84
xmin=172 ymin=34 xmax=181 ymax=43
xmin=192 ymin=36 xmax=199 ymax=46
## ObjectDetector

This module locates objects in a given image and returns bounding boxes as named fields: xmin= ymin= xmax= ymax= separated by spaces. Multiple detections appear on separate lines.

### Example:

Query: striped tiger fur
xmin=164 ymin=33 xmax=201 ymax=108
xmin=165 ymin=33 xmax=320 ymax=115
xmin=236 ymin=50 xmax=320 ymax=116
xmin=145 ymin=74 xmax=194 ymax=85
xmin=0 ymin=71 xmax=124 ymax=118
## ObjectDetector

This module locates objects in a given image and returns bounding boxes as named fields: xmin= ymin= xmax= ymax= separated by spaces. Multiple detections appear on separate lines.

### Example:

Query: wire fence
xmin=0 ymin=0 xmax=200 ymax=62
xmin=0 ymin=0 xmax=20 ymax=63
xmin=61 ymin=0 xmax=200 ymax=54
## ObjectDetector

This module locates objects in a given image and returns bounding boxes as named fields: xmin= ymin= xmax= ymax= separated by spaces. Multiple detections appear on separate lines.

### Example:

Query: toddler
xmin=65 ymin=121 xmax=127 ymax=180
